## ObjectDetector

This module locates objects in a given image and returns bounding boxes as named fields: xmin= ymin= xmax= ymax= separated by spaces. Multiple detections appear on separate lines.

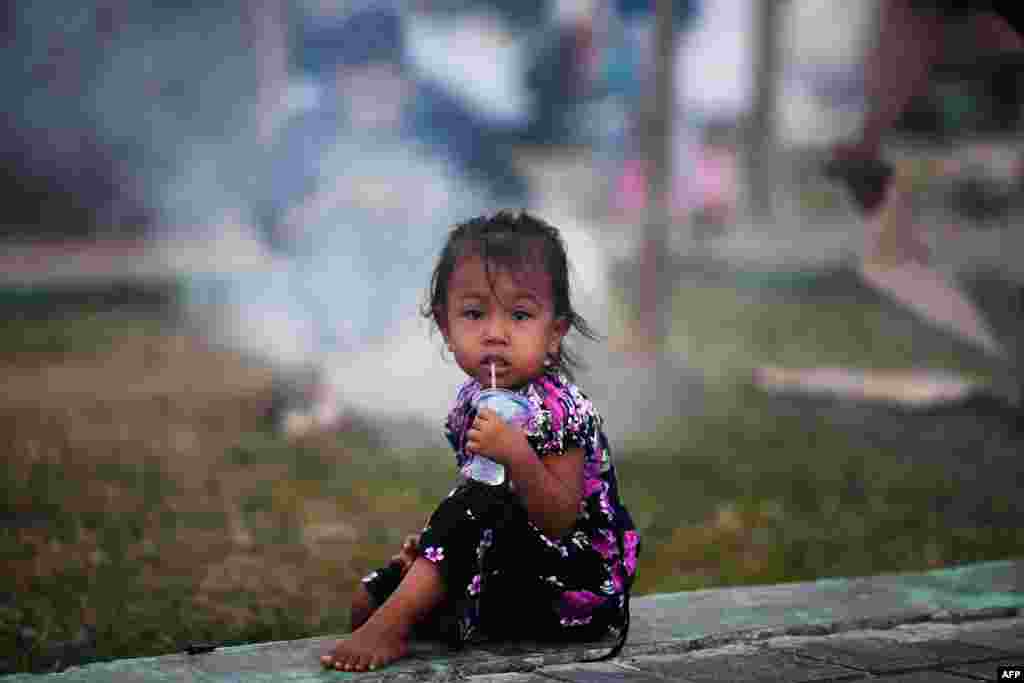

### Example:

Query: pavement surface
xmin=4 ymin=559 xmax=1023 ymax=681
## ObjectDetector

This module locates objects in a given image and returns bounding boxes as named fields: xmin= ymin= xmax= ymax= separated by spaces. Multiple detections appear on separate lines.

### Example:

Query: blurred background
xmin=2 ymin=0 xmax=1022 ymax=674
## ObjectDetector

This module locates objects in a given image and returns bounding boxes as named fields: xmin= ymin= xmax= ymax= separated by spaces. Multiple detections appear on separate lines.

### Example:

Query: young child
xmin=321 ymin=210 xmax=640 ymax=672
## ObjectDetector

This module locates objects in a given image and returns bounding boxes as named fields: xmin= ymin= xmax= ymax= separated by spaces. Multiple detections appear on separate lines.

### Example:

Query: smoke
xmin=4 ymin=2 xmax=265 ymax=239
xmin=3 ymin=0 xmax=627 ymax=442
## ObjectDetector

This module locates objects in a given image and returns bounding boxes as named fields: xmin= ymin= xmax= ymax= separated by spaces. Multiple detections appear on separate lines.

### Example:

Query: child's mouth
xmin=480 ymin=357 xmax=509 ymax=372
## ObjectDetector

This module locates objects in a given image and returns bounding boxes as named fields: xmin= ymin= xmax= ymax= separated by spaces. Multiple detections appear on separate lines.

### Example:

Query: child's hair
xmin=422 ymin=210 xmax=601 ymax=382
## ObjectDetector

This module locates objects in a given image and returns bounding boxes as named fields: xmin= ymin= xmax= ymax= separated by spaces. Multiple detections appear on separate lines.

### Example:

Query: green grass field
xmin=2 ymin=273 xmax=1021 ymax=673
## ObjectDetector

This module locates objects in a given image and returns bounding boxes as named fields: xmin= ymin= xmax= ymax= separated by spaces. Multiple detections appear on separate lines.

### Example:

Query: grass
xmin=1 ymin=273 xmax=1021 ymax=673
xmin=661 ymin=271 xmax=1005 ymax=385
xmin=620 ymin=379 xmax=1022 ymax=596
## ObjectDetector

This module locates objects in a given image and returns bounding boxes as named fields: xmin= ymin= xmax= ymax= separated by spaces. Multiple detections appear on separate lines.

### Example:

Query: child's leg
xmin=350 ymin=583 xmax=375 ymax=631
xmin=350 ymin=558 xmax=404 ymax=631
xmin=325 ymin=483 xmax=522 ymax=671
xmin=323 ymin=557 xmax=446 ymax=672
xmin=352 ymin=533 xmax=421 ymax=630
xmin=855 ymin=0 xmax=945 ymax=159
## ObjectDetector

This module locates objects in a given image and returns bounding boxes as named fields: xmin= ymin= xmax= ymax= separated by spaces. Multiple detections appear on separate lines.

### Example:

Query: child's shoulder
xmin=524 ymin=372 xmax=602 ymax=421
xmin=526 ymin=370 xmax=588 ymax=397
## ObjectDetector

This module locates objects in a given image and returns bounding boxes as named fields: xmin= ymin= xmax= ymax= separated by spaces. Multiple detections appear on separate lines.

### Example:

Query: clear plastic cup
xmin=463 ymin=388 xmax=532 ymax=486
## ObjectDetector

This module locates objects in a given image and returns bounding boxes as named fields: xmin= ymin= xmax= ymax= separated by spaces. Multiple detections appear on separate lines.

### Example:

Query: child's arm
xmin=467 ymin=409 xmax=584 ymax=539
xmin=510 ymin=447 xmax=585 ymax=540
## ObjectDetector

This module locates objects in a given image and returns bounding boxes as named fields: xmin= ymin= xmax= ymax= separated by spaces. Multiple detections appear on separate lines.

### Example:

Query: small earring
xmin=543 ymin=356 xmax=552 ymax=367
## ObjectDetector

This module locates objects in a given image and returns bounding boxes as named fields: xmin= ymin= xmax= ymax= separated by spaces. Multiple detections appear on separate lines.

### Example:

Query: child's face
xmin=440 ymin=255 xmax=568 ymax=390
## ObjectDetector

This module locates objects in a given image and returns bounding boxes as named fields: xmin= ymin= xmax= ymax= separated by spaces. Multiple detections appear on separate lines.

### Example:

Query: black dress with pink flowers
xmin=360 ymin=370 xmax=640 ymax=649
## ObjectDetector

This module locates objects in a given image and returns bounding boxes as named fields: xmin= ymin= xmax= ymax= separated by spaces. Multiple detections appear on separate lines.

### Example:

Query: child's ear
xmin=549 ymin=316 xmax=570 ymax=354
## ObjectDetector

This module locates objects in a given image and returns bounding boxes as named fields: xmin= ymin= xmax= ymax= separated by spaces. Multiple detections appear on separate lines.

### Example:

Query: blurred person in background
xmin=520 ymin=0 xmax=596 ymax=146
xmin=823 ymin=0 xmax=1024 ymax=409
xmin=402 ymin=0 xmax=542 ymax=141
xmin=2 ymin=2 xmax=262 ymax=243
xmin=582 ymin=0 xmax=703 ymax=223
xmin=293 ymin=1 xmax=531 ymax=209
xmin=671 ymin=0 xmax=751 ymax=230
xmin=249 ymin=2 xmax=531 ymax=434
xmin=824 ymin=0 xmax=1023 ymax=262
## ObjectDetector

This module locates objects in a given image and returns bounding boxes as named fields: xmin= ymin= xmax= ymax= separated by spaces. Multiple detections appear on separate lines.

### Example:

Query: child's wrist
xmin=498 ymin=430 xmax=533 ymax=467
xmin=497 ymin=439 xmax=538 ymax=490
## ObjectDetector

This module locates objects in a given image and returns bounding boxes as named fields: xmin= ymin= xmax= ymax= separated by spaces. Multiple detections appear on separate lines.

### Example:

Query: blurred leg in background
xmin=825 ymin=1 xmax=1024 ymax=406
xmin=827 ymin=0 xmax=1023 ymax=217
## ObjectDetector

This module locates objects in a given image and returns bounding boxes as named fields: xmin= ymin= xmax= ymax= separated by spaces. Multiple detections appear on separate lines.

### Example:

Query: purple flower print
xmin=537 ymin=530 xmax=569 ymax=557
xmin=583 ymin=476 xmax=605 ymax=499
xmin=624 ymin=530 xmax=640 ymax=575
xmin=476 ymin=528 xmax=494 ymax=560
xmin=468 ymin=574 xmax=482 ymax=596
xmin=539 ymin=377 xmax=566 ymax=431
xmin=545 ymin=575 xmax=565 ymax=589
xmin=591 ymin=529 xmax=617 ymax=560
xmin=558 ymin=590 xmax=607 ymax=620
xmin=423 ymin=546 xmax=444 ymax=563
xmin=610 ymin=564 xmax=624 ymax=592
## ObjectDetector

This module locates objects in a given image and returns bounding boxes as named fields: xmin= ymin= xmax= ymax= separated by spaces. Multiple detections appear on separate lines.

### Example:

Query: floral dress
xmin=361 ymin=370 xmax=640 ymax=648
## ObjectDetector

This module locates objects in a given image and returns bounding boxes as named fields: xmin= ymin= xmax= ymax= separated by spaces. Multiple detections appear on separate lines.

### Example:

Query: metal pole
xmin=636 ymin=0 xmax=675 ymax=350
xmin=745 ymin=0 xmax=781 ymax=221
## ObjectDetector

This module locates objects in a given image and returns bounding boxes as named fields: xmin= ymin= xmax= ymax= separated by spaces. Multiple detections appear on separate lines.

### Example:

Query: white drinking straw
xmin=490 ymin=361 xmax=496 ymax=389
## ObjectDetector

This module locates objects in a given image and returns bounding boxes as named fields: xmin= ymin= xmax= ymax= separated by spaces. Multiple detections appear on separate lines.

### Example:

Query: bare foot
xmin=323 ymin=557 xmax=445 ymax=672
xmin=320 ymin=619 xmax=410 ymax=672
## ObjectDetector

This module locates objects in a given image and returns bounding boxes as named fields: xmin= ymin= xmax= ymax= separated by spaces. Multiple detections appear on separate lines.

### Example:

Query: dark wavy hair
xmin=422 ymin=210 xmax=601 ymax=381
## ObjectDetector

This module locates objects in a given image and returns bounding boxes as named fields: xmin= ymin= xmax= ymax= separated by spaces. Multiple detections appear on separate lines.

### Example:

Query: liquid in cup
xmin=464 ymin=388 xmax=532 ymax=486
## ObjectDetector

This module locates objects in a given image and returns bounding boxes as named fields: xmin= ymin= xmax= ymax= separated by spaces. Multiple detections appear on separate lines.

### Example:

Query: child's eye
xmin=511 ymin=310 xmax=532 ymax=322
xmin=462 ymin=309 xmax=482 ymax=320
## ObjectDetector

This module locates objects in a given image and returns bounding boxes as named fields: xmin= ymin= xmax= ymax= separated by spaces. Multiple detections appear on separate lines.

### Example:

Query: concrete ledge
xmin=5 ymin=560 xmax=1022 ymax=681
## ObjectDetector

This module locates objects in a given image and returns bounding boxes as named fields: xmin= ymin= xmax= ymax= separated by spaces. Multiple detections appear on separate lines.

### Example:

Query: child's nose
xmin=484 ymin=315 xmax=509 ymax=342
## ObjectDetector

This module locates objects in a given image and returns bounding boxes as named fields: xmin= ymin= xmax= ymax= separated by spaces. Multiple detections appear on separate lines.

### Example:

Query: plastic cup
xmin=463 ymin=388 xmax=532 ymax=486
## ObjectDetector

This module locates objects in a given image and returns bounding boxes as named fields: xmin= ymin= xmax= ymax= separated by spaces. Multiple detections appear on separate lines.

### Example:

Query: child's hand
xmin=466 ymin=408 xmax=529 ymax=466
xmin=390 ymin=533 xmax=420 ymax=576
